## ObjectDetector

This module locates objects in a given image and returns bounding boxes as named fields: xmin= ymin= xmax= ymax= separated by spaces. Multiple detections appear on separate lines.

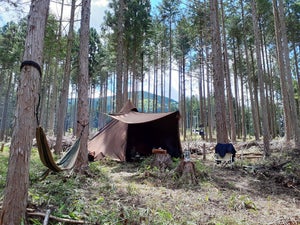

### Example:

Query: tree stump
xmin=175 ymin=159 xmax=197 ymax=185
xmin=151 ymin=148 xmax=173 ymax=171
xmin=0 ymin=143 xmax=4 ymax=152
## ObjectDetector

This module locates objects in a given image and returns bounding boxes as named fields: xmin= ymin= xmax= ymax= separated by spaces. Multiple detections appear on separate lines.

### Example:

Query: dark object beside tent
xmin=88 ymin=100 xmax=182 ymax=162
xmin=215 ymin=143 xmax=236 ymax=162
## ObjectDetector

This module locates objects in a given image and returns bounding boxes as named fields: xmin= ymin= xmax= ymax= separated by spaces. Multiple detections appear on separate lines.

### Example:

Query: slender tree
xmin=55 ymin=0 xmax=76 ymax=154
xmin=210 ymin=0 xmax=228 ymax=143
xmin=158 ymin=0 xmax=180 ymax=110
xmin=74 ymin=0 xmax=91 ymax=172
xmin=272 ymin=0 xmax=300 ymax=148
xmin=220 ymin=0 xmax=236 ymax=142
xmin=116 ymin=0 xmax=125 ymax=111
xmin=251 ymin=0 xmax=270 ymax=156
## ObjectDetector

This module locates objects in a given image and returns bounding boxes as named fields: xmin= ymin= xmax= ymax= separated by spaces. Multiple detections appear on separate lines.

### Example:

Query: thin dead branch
xmin=27 ymin=211 xmax=85 ymax=224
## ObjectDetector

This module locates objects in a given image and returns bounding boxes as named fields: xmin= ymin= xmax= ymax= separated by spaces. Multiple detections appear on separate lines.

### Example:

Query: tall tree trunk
xmin=168 ymin=16 xmax=172 ymax=110
xmin=123 ymin=48 xmax=129 ymax=104
xmin=251 ymin=0 xmax=270 ymax=157
xmin=206 ymin=47 xmax=213 ymax=142
xmin=47 ymin=62 xmax=58 ymax=135
xmin=232 ymin=40 xmax=240 ymax=138
xmin=273 ymin=0 xmax=300 ymax=148
xmin=182 ymin=56 xmax=186 ymax=140
xmin=198 ymin=48 xmax=205 ymax=129
xmin=249 ymin=46 xmax=261 ymax=140
xmin=0 ymin=0 xmax=50 ymax=224
xmin=0 ymin=71 xmax=12 ymax=141
xmin=237 ymin=44 xmax=247 ymax=141
xmin=292 ymin=43 xmax=300 ymax=117
xmin=161 ymin=46 xmax=165 ymax=112
xmin=147 ymin=56 xmax=151 ymax=111
xmin=220 ymin=0 xmax=236 ymax=142
xmin=74 ymin=0 xmax=90 ymax=173
xmin=116 ymin=0 xmax=125 ymax=112
xmin=55 ymin=0 xmax=76 ymax=154
xmin=40 ymin=62 xmax=51 ymax=130
xmin=210 ymin=0 xmax=228 ymax=143
xmin=141 ymin=51 xmax=144 ymax=111
xmin=272 ymin=0 xmax=292 ymax=142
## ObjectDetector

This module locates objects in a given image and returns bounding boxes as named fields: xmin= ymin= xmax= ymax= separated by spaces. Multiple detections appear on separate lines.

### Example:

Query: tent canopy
xmin=88 ymin=100 xmax=182 ymax=161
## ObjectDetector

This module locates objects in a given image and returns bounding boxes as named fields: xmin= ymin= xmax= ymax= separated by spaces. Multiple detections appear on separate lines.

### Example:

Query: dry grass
xmin=1 ymin=140 xmax=300 ymax=224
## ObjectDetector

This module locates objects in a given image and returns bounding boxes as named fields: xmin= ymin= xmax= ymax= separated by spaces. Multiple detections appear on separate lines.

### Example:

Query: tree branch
xmin=27 ymin=211 xmax=85 ymax=224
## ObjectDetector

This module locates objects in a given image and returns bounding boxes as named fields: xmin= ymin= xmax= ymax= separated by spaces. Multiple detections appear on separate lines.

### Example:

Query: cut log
xmin=151 ymin=150 xmax=173 ymax=171
xmin=175 ymin=160 xmax=197 ymax=185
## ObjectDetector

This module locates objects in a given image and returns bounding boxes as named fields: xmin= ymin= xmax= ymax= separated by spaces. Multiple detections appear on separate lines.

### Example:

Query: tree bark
xmin=206 ymin=47 xmax=213 ymax=142
xmin=0 ymin=71 xmax=12 ymax=141
xmin=116 ymin=0 xmax=125 ymax=112
xmin=273 ymin=0 xmax=300 ymax=148
xmin=220 ymin=0 xmax=236 ymax=142
xmin=251 ymin=0 xmax=270 ymax=157
xmin=0 ymin=0 xmax=50 ymax=224
xmin=74 ymin=0 xmax=90 ymax=172
xmin=210 ymin=0 xmax=228 ymax=143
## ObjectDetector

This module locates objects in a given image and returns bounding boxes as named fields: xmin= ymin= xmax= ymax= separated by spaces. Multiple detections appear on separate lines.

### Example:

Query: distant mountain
xmin=67 ymin=92 xmax=179 ymax=130
xmin=87 ymin=91 xmax=179 ymax=113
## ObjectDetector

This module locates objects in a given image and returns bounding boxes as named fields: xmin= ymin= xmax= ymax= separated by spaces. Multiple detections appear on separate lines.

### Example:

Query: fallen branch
xmin=0 ymin=206 xmax=85 ymax=224
xmin=27 ymin=211 xmax=85 ymax=224
xmin=43 ymin=209 xmax=51 ymax=225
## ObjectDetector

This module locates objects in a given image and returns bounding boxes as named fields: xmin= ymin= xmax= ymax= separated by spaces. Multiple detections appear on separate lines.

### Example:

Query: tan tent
xmin=88 ymin=100 xmax=182 ymax=161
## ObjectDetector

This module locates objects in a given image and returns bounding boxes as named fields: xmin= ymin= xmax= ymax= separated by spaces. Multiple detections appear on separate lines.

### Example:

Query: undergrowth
xmin=1 ymin=143 xmax=300 ymax=224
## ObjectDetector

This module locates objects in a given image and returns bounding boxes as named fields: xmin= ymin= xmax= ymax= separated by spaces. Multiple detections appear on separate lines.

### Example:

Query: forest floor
xmin=99 ymin=139 xmax=300 ymax=225
xmin=1 ymin=138 xmax=300 ymax=224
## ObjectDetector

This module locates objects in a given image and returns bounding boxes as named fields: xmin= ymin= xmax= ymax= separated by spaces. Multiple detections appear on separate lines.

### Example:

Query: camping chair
xmin=36 ymin=126 xmax=82 ymax=176
xmin=213 ymin=143 xmax=236 ymax=169
xmin=213 ymin=153 xmax=234 ymax=169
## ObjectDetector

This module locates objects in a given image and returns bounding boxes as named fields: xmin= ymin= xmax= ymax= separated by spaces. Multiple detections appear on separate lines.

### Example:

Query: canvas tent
xmin=88 ymin=100 xmax=182 ymax=161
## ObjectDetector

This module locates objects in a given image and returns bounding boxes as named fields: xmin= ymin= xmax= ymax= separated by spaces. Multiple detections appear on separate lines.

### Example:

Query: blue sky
xmin=0 ymin=0 xmax=190 ymax=101
xmin=0 ymin=0 xmax=111 ymax=29
xmin=0 ymin=0 xmax=161 ymax=30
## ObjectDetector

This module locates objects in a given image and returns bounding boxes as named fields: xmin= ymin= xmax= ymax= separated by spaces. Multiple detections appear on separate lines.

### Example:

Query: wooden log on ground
xmin=151 ymin=149 xmax=173 ymax=171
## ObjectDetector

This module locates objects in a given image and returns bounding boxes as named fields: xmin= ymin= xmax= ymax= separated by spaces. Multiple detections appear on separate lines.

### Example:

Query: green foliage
xmin=0 ymin=145 xmax=9 ymax=191
xmin=194 ymin=160 xmax=210 ymax=178
xmin=1 ymin=147 xmax=300 ymax=224
xmin=155 ymin=208 xmax=174 ymax=222
xmin=283 ymin=161 xmax=298 ymax=175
